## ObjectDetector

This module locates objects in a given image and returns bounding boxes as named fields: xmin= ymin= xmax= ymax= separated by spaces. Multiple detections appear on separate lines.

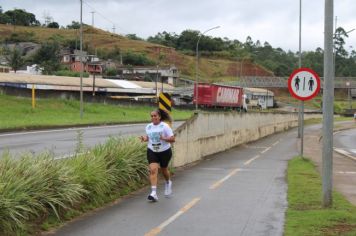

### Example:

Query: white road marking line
xmin=336 ymin=171 xmax=356 ymax=174
xmin=244 ymin=145 xmax=269 ymax=149
xmin=209 ymin=168 xmax=241 ymax=190
xmin=244 ymin=155 xmax=260 ymax=166
xmin=145 ymin=198 xmax=201 ymax=236
xmin=0 ymin=124 xmax=145 ymax=137
xmin=261 ymin=147 xmax=271 ymax=154
xmin=272 ymin=140 xmax=280 ymax=146
xmin=334 ymin=148 xmax=356 ymax=161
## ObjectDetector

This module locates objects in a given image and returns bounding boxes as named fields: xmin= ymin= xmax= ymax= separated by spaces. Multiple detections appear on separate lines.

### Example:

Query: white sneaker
xmin=164 ymin=180 xmax=172 ymax=197
xmin=147 ymin=192 xmax=158 ymax=202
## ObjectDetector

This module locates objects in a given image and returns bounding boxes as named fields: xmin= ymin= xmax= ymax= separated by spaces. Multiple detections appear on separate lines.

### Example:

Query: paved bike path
xmin=52 ymin=129 xmax=299 ymax=236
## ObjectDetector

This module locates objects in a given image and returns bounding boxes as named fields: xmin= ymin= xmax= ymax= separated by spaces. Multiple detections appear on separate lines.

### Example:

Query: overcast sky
xmin=2 ymin=0 xmax=356 ymax=52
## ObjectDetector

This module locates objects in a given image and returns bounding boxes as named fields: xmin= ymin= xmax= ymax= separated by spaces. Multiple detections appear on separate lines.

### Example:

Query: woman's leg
xmin=149 ymin=163 xmax=159 ymax=187
xmin=161 ymin=167 xmax=170 ymax=182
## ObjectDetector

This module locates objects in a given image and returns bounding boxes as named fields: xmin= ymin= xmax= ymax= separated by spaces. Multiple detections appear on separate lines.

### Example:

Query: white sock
xmin=151 ymin=186 xmax=157 ymax=194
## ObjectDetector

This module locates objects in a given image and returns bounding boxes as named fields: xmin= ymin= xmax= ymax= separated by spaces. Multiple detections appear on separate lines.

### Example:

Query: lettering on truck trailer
xmin=216 ymin=87 xmax=239 ymax=104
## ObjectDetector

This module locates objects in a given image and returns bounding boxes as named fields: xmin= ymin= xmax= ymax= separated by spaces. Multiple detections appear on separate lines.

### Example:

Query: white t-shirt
xmin=146 ymin=122 xmax=174 ymax=152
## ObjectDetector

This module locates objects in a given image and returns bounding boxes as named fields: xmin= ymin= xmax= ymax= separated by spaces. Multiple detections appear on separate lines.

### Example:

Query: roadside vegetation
xmin=2 ymin=6 xmax=356 ymax=80
xmin=278 ymin=94 xmax=356 ymax=114
xmin=0 ymin=94 xmax=193 ymax=131
xmin=0 ymin=136 xmax=148 ymax=235
xmin=285 ymin=157 xmax=356 ymax=235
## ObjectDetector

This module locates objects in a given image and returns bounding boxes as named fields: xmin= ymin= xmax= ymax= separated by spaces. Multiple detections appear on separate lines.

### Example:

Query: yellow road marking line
xmin=145 ymin=198 xmax=201 ymax=236
xmin=209 ymin=168 xmax=241 ymax=190
xmin=244 ymin=155 xmax=260 ymax=166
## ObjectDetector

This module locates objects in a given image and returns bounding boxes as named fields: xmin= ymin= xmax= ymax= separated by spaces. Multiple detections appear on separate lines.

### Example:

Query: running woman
xmin=140 ymin=109 xmax=175 ymax=202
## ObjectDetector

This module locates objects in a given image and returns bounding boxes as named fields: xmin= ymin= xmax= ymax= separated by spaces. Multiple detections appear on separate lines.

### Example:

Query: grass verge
xmin=285 ymin=157 xmax=356 ymax=236
xmin=0 ymin=94 xmax=193 ymax=130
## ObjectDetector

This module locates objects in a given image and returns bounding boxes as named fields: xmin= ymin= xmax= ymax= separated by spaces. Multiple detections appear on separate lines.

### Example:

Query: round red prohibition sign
xmin=288 ymin=68 xmax=321 ymax=101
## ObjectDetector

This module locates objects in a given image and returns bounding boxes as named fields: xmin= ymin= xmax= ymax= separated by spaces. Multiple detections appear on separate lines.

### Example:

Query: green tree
xmin=122 ymin=51 xmax=155 ymax=66
xmin=0 ymin=13 xmax=10 ymax=24
xmin=0 ymin=6 xmax=11 ymax=24
xmin=126 ymin=34 xmax=143 ymax=41
xmin=33 ymin=41 xmax=61 ymax=74
xmin=5 ymin=47 xmax=24 ymax=73
xmin=4 ymin=9 xmax=40 ymax=26
xmin=177 ymin=30 xmax=200 ymax=51
xmin=47 ymin=22 xmax=59 ymax=28
xmin=334 ymin=27 xmax=349 ymax=58
xmin=66 ymin=21 xmax=81 ymax=29
xmin=147 ymin=31 xmax=178 ymax=48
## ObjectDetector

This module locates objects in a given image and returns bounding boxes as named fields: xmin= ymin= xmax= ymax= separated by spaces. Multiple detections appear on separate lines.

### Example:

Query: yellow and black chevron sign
xmin=158 ymin=92 xmax=172 ymax=114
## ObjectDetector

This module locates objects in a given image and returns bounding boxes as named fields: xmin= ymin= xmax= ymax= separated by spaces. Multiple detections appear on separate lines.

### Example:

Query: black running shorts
xmin=147 ymin=148 xmax=172 ymax=168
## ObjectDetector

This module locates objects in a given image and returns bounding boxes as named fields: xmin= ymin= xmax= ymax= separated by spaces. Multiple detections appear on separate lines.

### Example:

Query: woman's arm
xmin=160 ymin=135 xmax=175 ymax=143
xmin=139 ymin=135 xmax=148 ymax=142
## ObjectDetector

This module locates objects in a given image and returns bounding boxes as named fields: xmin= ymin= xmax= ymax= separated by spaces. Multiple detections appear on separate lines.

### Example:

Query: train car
xmin=193 ymin=83 xmax=247 ymax=111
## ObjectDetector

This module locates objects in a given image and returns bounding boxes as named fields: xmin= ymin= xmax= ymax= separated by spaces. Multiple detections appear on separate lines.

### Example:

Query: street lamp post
xmin=195 ymin=26 xmax=220 ymax=111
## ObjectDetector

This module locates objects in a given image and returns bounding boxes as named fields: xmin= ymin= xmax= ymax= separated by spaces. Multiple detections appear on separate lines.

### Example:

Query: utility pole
xmin=112 ymin=25 xmax=116 ymax=34
xmin=195 ymin=26 xmax=220 ymax=111
xmin=79 ymin=0 xmax=84 ymax=118
xmin=297 ymin=0 xmax=302 ymax=140
xmin=90 ymin=11 xmax=95 ymax=27
xmin=322 ymin=0 xmax=334 ymax=208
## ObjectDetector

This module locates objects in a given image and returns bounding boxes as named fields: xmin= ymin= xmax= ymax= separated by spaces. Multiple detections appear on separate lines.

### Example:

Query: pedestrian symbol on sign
xmin=295 ymin=76 xmax=300 ymax=91
xmin=288 ymin=68 xmax=321 ymax=101
xmin=308 ymin=77 xmax=314 ymax=91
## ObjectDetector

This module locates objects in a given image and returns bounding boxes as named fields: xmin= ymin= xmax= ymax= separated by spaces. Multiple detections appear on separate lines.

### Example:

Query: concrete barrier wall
xmin=172 ymin=112 xmax=321 ymax=167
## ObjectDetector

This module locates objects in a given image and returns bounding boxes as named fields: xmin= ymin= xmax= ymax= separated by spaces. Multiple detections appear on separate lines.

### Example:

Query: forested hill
xmin=0 ymin=23 xmax=273 ymax=81
xmin=1 ymin=7 xmax=356 ymax=79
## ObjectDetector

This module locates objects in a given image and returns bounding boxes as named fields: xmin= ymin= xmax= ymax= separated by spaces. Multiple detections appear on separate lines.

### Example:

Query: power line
xmin=82 ymin=0 xmax=130 ymax=35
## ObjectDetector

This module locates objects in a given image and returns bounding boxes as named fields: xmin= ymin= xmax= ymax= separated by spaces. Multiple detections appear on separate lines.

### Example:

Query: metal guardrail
xmin=172 ymin=77 xmax=356 ymax=96
xmin=230 ymin=76 xmax=356 ymax=88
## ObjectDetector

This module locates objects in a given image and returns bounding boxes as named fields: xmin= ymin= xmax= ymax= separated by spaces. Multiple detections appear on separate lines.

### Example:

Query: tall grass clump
xmin=0 ymin=152 xmax=85 ymax=235
xmin=0 ymin=136 xmax=148 ymax=235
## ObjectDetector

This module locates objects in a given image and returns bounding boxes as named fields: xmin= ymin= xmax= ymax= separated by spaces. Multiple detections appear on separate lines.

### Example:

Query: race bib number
xmin=152 ymin=143 xmax=162 ymax=152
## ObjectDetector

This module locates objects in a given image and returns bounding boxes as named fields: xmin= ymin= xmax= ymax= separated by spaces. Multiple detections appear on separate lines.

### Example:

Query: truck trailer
xmin=193 ymin=83 xmax=247 ymax=111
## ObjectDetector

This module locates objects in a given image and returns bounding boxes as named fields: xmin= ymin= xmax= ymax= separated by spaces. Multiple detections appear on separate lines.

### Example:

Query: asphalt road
xmin=334 ymin=127 xmax=356 ymax=160
xmin=51 ymin=128 xmax=299 ymax=236
xmin=0 ymin=122 xmax=184 ymax=158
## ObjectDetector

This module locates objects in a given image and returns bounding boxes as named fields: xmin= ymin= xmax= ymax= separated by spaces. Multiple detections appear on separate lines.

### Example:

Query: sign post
xmin=159 ymin=92 xmax=172 ymax=127
xmin=288 ymin=68 xmax=321 ymax=157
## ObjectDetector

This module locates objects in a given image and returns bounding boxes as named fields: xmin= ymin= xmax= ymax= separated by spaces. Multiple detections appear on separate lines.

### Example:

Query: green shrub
xmin=5 ymin=32 xmax=37 ymax=43
xmin=334 ymin=103 xmax=343 ymax=114
xmin=54 ymin=70 xmax=89 ymax=77
xmin=0 ymin=152 xmax=85 ymax=234
xmin=0 ymin=136 xmax=147 ymax=235
xmin=104 ymin=67 xmax=118 ymax=76
xmin=122 ymin=51 xmax=155 ymax=66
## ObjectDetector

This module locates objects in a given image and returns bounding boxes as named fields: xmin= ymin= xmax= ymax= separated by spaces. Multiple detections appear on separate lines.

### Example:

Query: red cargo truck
xmin=193 ymin=83 xmax=247 ymax=111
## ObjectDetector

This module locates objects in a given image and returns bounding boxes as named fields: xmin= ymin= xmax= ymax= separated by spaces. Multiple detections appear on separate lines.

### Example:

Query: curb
xmin=333 ymin=125 xmax=356 ymax=162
